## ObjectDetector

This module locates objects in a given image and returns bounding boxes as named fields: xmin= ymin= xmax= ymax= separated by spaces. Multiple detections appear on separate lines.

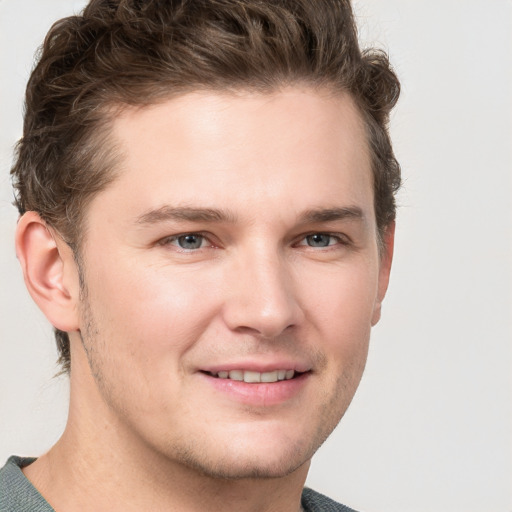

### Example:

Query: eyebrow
xmin=134 ymin=205 xmax=365 ymax=226
xmin=135 ymin=206 xmax=237 ymax=225
xmin=297 ymin=206 xmax=365 ymax=224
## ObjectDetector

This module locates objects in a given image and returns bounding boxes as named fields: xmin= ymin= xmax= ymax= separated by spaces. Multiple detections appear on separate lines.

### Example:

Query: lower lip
xmin=199 ymin=372 xmax=310 ymax=406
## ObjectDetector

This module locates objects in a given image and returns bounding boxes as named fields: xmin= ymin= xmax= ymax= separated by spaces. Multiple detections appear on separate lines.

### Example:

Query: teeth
xmin=260 ymin=371 xmax=278 ymax=383
xmin=216 ymin=369 xmax=296 ymax=382
xmin=228 ymin=370 xmax=244 ymax=381
xmin=244 ymin=371 xmax=261 ymax=383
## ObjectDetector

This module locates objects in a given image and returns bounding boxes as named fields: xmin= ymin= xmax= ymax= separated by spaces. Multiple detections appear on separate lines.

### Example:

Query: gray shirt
xmin=0 ymin=456 xmax=359 ymax=512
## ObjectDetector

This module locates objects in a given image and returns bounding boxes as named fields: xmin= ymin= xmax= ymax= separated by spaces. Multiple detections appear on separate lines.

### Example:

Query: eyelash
xmin=295 ymin=232 xmax=349 ymax=249
xmin=158 ymin=231 xmax=350 ymax=252
xmin=157 ymin=232 xmax=214 ymax=251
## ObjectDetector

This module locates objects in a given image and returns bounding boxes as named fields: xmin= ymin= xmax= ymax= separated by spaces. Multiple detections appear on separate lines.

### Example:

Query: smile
xmin=207 ymin=370 xmax=298 ymax=383
xmin=199 ymin=368 xmax=310 ymax=405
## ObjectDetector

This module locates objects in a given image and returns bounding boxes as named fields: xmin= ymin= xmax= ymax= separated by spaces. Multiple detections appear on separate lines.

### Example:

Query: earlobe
xmin=371 ymin=222 xmax=395 ymax=326
xmin=15 ymin=211 xmax=80 ymax=333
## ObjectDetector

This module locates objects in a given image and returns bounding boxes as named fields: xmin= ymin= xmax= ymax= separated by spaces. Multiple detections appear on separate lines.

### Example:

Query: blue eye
xmin=175 ymin=234 xmax=205 ymax=250
xmin=158 ymin=234 xmax=207 ymax=250
xmin=304 ymin=233 xmax=337 ymax=247
xmin=157 ymin=232 xmax=219 ymax=254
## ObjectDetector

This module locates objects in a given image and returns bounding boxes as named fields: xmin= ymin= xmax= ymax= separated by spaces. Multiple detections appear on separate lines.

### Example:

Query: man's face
xmin=72 ymin=88 xmax=392 ymax=479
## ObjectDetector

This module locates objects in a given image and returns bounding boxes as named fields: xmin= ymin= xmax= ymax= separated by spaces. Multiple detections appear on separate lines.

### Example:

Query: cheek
xmin=301 ymin=261 xmax=377 ymax=386
xmin=303 ymin=261 xmax=379 ymax=339
xmin=84 ymin=258 xmax=221 ymax=359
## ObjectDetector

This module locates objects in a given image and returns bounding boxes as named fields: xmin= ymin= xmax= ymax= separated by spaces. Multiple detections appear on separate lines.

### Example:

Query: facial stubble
xmin=75 ymin=257 xmax=368 ymax=481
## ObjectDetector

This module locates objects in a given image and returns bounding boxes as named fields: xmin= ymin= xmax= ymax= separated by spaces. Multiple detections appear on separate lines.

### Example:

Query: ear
xmin=15 ymin=211 xmax=81 ymax=333
xmin=371 ymin=222 xmax=395 ymax=326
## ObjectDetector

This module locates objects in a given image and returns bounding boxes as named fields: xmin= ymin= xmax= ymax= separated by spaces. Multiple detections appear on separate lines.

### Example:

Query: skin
xmin=16 ymin=87 xmax=394 ymax=512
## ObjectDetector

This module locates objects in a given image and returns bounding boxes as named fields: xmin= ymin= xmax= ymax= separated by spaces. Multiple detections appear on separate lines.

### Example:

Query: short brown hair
xmin=11 ymin=0 xmax=401 ymax=372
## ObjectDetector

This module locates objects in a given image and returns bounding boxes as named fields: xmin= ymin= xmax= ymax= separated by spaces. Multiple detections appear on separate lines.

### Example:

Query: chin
xmin=165 ymin=421 xmax=328 ymax=481
xmin=174 ymin=442 xmax=312 ymax=480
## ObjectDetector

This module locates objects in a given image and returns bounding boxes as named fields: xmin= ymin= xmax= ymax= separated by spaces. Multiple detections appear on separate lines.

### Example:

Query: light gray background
xmin=1 ymin=1 xmax=511 ymax=511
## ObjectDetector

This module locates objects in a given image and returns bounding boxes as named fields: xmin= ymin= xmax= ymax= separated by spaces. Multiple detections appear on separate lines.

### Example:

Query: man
xmin=0 ymin=0 xmax=400 ymax=510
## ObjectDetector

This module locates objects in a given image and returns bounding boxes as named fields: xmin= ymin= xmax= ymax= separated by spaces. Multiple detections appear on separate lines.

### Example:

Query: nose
xmin=221 ymin=248 xmax=304 ymax=339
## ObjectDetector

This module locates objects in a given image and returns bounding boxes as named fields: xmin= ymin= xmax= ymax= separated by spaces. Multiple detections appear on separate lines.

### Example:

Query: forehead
xmin=88 ymin=88 xmax=373 ymax=229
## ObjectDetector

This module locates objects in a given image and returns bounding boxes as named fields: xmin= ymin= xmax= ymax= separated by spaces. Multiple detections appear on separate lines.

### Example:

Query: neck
xmin=25 ymin=435 xmax=309 ymax=512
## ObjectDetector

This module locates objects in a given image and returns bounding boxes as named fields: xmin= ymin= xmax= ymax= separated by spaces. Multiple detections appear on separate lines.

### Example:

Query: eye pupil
xmin=178 ymin=234 xmax=203 ymax=249
xmin=307 ymin=234 xmax=330 ymax=247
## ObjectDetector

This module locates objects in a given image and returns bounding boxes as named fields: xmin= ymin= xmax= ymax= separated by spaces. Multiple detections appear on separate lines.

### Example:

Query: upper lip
xmin=199 ymin=360 xmax=312 ymax=374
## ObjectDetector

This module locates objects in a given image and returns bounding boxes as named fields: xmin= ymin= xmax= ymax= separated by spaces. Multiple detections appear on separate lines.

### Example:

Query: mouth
xmin=203 ymin=369 xmax=304 ymax=383
xmin=198 ymin=367 xmax=311 ymax=405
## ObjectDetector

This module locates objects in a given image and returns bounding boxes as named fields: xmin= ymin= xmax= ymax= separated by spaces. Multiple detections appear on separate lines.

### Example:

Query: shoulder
xmin=301 ymin=487 xmax=361 ymax=512
xmin=0 ymin=456 xmax=54 ymax=512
